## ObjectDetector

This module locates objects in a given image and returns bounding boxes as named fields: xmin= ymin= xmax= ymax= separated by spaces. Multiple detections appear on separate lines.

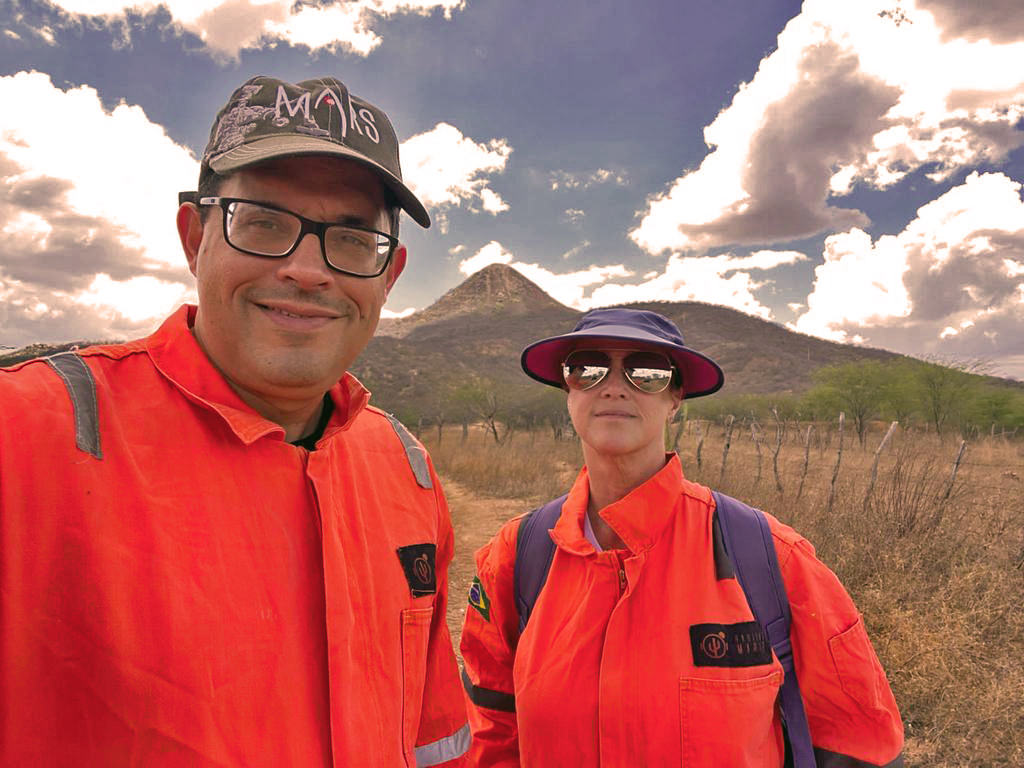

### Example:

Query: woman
xmin=459 ymin=308 xmax=904 ymax=767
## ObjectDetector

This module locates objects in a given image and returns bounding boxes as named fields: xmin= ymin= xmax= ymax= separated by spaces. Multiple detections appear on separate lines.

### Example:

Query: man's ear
xmin=385 ymin=244 xmax=408 ymax=294
xmin=176 ymin=203 xmax=205 ymax=277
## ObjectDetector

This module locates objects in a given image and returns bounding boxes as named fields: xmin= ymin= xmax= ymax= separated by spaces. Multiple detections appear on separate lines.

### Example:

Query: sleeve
xmin=414 ymin=478 xmax=472 ymax=767
xmin=772 ymin=522 xmax=905 ymax=767
xmin=458 ymin=520 xmax=524 ymax=768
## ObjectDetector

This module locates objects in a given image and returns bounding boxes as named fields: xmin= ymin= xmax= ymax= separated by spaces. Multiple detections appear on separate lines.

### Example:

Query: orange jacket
xmin=460 ymin=456 xmax=903 ymax=767
xmin=0 ymin=306 xmax=468 ymax=767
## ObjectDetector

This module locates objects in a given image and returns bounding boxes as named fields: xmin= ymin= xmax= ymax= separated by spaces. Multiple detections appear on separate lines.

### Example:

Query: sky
xmin=1 ymin=0 xmax=1023 ymax=379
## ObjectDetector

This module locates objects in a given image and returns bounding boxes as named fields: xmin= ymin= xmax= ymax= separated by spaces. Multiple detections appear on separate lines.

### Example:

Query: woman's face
xmin=565 ymin=344 xmax=683 ymax=462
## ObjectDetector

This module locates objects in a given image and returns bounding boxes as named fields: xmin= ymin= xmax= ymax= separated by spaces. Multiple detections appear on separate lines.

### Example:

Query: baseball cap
xmin=521 ymin=308 xmax=725 ymax=398
xmin=196 ymin=75 xmax=429 ymax=228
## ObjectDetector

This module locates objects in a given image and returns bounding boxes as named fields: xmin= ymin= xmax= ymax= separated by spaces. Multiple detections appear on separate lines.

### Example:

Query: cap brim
xmin=521 ymin=324 xmax=724 ymax=399
xmin=208 ymin=136 xmax=431 ymax=229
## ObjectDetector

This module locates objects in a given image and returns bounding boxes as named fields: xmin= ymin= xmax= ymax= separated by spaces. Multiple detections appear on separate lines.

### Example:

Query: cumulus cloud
xmin=0 ymin=71 xmax=196 ymax=346
xmin=631 ymin=0 xmax=1024 ymax=254
xmin=457 ymin=240 xmax=514 ymax=276
xmin=918 ymin=0 xmax=1024 ymax=44
xmin=400 ymin=123 xmax=512 ymax=230
xmin=33 ymin=0 xmax=466 ymax=58
xmin=793 ymin=172 xmax=1024 ymax=378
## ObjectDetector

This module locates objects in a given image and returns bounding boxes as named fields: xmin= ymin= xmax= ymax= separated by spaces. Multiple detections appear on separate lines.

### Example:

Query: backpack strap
xmin=712 ymin=491 xmax=815 ymax=768
xmin=513 ymin=494 xmax=566 ymax=634
xmin=45 ymin=351 xmax=103 ymax=459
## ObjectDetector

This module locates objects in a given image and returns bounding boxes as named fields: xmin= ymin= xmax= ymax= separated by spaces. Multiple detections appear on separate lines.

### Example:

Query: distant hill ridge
xmin=3 ymin=265 xmax=1021 ymax=411
xmin=378 ymin=263 xmax=566 ymax=337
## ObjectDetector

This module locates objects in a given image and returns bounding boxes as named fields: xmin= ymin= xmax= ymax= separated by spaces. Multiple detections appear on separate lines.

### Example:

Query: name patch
xmin=396 ymin=543 xmax=437 ymax=597
xmin=690 ymin=622 xmax=773 ymax=668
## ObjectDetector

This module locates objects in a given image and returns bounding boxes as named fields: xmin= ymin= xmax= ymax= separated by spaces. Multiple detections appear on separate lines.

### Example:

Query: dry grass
xmin=426 ymin=420 xmax=1024 ymax=767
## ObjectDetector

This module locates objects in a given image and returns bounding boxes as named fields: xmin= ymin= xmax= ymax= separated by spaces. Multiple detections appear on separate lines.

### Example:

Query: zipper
xmin=616 ymin=550 xmax=627 ymax=596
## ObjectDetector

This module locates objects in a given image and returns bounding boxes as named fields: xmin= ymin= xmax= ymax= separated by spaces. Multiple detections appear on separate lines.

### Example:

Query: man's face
xmin=177 ymin=155 xmax=406 ymax=410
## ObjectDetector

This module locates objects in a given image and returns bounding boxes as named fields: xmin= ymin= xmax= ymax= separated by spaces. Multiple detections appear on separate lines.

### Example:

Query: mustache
xmin=249 ymin=289 xmax=354 ymax=315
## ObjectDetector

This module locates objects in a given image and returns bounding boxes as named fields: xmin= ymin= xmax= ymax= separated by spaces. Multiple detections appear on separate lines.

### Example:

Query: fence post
xmin=719 ymin=415 xmax=736 ymax=486
xmin=827 ymin=412 xmax=845 ymax=513
xmin=751 ymin=421 xmax=763 ymax=484
xmin=863 ymin=421 xmax=899 ymax=511
xmin=771 ymin=407 xmax=784 ymax=495
xmin=695 ymin=420 xmax=705 ymax=471
xmin=943 ymin=439 xmax=968 ymax=500
xmin=796 ymin=424 xmax=813 ymax=500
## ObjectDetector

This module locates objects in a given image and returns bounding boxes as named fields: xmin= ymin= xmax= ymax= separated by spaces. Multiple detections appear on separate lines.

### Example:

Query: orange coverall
xmin=0 ymin=305 xmax=468 ymax=766
xmin=460 ymin=455 xmax=904 ymax=767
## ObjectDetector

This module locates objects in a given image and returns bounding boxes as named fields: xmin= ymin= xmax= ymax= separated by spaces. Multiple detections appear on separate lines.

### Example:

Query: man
xmin=0 ymin=75 xmax=469 ymax=766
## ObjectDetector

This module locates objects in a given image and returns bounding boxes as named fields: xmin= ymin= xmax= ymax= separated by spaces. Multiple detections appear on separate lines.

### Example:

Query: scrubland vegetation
xmin=426 ymin=416 xmax=1024 ymax=767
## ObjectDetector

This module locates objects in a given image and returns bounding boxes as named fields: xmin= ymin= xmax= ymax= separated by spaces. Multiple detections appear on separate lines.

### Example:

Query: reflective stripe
xmin=45 ymin=351 xmax=102 ymax=459
xmin=461 ymin=667 xmax=516 ymax=712
xmin=415 ymin=722 xmax=471 ymax=766
xmin=386 ymin=413 xmax=433 ymax=489
xmin=814 ymin=747 xmax=904 ymax=767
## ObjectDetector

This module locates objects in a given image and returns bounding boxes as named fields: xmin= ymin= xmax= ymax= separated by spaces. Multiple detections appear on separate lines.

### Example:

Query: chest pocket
xmin=400 ymin=606 xmax=433 ymax=764
xmin=679 ymin=670 xmax=784 ymax=767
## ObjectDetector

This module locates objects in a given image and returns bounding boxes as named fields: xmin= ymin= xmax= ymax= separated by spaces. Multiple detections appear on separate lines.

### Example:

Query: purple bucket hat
xmin=521 ymin=308 xmax=724 ymax=398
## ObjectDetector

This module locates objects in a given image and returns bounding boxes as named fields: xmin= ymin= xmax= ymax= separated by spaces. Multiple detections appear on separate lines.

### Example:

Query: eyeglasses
xmin=199 ymin=197 xmax=398 ymax=278
xmin=562 ymin=350 xmax=676 ymax=394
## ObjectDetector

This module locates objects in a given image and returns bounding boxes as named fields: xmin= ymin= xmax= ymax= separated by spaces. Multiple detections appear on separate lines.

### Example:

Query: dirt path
xmin=440 ymin=474 xmax=528 ymax=650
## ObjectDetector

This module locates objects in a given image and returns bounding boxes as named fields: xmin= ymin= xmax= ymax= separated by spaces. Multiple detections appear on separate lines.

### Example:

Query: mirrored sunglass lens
xmin=624 ymin=352 xmax=673 ymax=392
xmin=562 ymin=351 xmax=611 ymax=390
xmin=226 ymin=202 xmax=300 ymax=255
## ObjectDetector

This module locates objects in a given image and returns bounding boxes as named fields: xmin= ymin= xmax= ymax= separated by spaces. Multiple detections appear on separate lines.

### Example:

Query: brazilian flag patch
xmin=468 ymin=576 xmax=491 ymax=621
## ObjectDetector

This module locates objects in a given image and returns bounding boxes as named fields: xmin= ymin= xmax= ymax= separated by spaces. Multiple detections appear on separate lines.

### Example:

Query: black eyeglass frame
xmin=561 ymin=349 xmax=677 ymax=394
xmin=197 ymin=196 xmax=399 ymax=278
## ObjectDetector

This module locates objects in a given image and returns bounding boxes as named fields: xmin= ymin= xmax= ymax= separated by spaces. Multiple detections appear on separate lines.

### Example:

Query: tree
xmin=453 ymin=378 xmax=509 ymax=444
xmin=805 ymin=362 xmax=888 ymax=446
xmin=914 ymin=357 xmax=986 ymax=437
xmin=878 ymin=360 xmax=921 ymax=425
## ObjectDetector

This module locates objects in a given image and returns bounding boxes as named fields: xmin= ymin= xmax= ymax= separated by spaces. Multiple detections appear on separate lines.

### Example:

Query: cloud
xmin=457 ymin=240 xmax=808 ymax=319
xmin=793 ymin=172 xmax=1024 ymax=378
xmin=34 ymin=0 xmax=466 ymax=58
xmin=400 ymin=123 xmax=512 ymax=230
xmin=457 ymin=240 xmax=632 ymax=308
xmin=0 ymin=71 xmax=196 ymax=346
xmin=549 ymin=168 xmax=628 ymax=191
xmin=631 ymin=0 xmax=1024 ymax=254
xmin=457 ymin=240 xmax=513 ymax=276
xmin=585 ymin=250 xmax=808 ymax=318
xmin=918 ymin=0 xmax=1024 ymax=44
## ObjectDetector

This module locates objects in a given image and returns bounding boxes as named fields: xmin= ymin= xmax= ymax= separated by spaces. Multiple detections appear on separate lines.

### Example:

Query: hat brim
xmin=208 ymin=135 xmax=431 ymax=229
xmin=521 ymin=323 xmax=724 ymax=399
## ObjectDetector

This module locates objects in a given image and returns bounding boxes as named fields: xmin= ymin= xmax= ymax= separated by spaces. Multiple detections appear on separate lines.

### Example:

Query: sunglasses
xmin=561 ymin=350 xmax=676 ymax=394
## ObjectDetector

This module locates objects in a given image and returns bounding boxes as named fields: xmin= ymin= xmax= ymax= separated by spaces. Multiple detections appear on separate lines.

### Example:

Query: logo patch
xmin=468 ymin=577 xmax=491 ymax=621
xmin=690 ymin=622 xmax=773 ymax=668
xmin=396 ymin=543 xmax=437 ymax=597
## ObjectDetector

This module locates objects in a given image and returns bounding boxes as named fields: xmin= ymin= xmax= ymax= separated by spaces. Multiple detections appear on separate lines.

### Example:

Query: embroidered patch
xmin=396 ymin=543 xmax=437 ymax=597
xmin=468 ymin=577 xmax=491 ymax=621
xmin=690 ymin=622 xmax=773 ymax=668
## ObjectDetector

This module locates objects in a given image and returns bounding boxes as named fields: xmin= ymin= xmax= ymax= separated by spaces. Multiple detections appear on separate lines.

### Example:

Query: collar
xmin=551 ymin=453 xmax=689 ymax=556
xmin=146 ymin=305 xmax=369 ymax=445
